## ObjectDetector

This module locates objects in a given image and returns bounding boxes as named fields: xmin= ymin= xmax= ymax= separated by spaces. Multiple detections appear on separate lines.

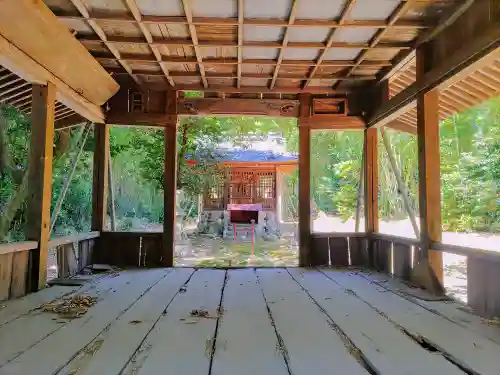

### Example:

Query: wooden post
xmin=91 ymin=124 xmax=109 ymax=232
xmin=163 ymin=92 xmax=178 ymax=267
xmin=355 ymin=145 xmax=365 ymax=232
xmin=416 ymin=45 xmax=443 ymax=282
xmin=108 ymin=142 xmax=117 ymax=231
xmin=26 ymin=82 xmax=55 ymax=292
xmin=298 ymin=93 xmax=311 ymax=266
xmin=364 ymin=127 xmax=379 ymax=235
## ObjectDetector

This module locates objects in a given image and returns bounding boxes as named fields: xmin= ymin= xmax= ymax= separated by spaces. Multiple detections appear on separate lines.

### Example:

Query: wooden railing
xmin=310 ymin=232 xmax=367 ymax=267
xmin=0 ymin=240 xmax=38 ymax=301
xmin=48 ymin=231 xmax=100 ymax=279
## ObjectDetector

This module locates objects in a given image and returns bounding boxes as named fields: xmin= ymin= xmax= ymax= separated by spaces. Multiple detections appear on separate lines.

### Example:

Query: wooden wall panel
xmin=392 ymin=243 xmax=412 ymax=280
xmin=329 ymin=237 xmax=349 ymax=267
xmin=374 ymin=239 xmax=391 ymax=273
xmin=349 ymin=237 xmax=369 ymax=267
xmin=95 ymin=233 xmax=141 ymax=267
xmin=310 ymin=237 xmax=330 ymax=266
xmin=467 ymin=257 xmax=500 ymax=318
xmin=142 ymin=234 xmax=164 ymax=267
xmin=9 ymin=251 xmax=29 ymax=298
xmin=0 ymin=253 xmax=13 ymax=301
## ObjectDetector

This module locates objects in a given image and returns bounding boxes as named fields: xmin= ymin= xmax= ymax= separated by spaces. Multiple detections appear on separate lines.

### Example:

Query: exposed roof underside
xmin=43 ymin=0 xmax=464 ymax=93
xmin=388 ymin=49 xmax=500 ymax=132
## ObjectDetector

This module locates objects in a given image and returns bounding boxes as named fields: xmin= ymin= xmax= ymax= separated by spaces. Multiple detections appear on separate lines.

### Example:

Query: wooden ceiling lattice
xmin=43 ymin=0 xmax=466 ymax=92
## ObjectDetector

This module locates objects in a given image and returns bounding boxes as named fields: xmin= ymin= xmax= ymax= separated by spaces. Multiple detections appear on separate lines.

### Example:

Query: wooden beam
xmin=68 ymin=0 xmax=139 ymax=85
xmin=385 ymin=120 xmax=417 ymax=135
xmin=364 ymin=127 xmax=378 ymax=235
xmin=269 ymin=0 xmax=299 ymax=89
xmin=108 ymin=69 xmax=375 ymax=81
xmin=57 ymin=13 xmax=429 ymax=28
xmin=368 ymin=27 xmax=500 ymax=128
xmin=142 ymin=83 xmax=342 ymax=94
xmin=0 ymin=0 xmax=119 ymax=105
xmin=416 ymin=46 xmax=443 ymax=283
xmin=163 ymin=92 xmax=178 ymax=267
xmin=298 ymin=93 xmax=311 ymax=266
xmin=78 ymin=35 xmax=410 ymax=50
xmin=305 ymin=116 xmax=365 ymax=130
xmin=0 ymin=34 xmax=105 ymax=123
xmin=91 ymin=124 xmax=109 ymax=232
xmin=237 ymin=0 xmax=243 ymax=89
xmin=178 ymin=98 xmax=300 ymax=117
xmin=376 ymin=0 xmax=475 ymax=82
xmin=304 ymin=0 xmax=357 ymax=88
xmin=181 ymin=0 xmax=208 ymax=88
xmin=26 ymin=83 xmax=55 ymax=292
xmin=339 ymin=0 xmax=416 ymax=86
xmin=94 ymin=54 xmax=392 ymax=67
xmin=123 ymin=0 xmax=174 ymax=86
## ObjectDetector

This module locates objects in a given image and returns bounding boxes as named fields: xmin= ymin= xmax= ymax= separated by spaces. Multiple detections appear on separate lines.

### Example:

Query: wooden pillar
xmin=26 ymin=82 xmax=55 ymax=292
xmin=416 ymin=46 xmax=443 ymax=282
xmin=163 ymin=92 xmax=178 ymax=267
xmin=364 ymin=128 xmax=379 ymax=235
xmin=298 ymin=93 xmax=311 ymax=266
xmin=91 ymin=124 xmax=109 ymax=232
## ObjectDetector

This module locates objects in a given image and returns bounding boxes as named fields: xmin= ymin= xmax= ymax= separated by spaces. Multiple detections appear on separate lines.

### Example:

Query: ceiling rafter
xmin=123 ymin=0 xmax=175 ymax=86
xmin=57 ymin=13 xmax=429 ymax=29
xmin=0 ymin=77 xmax=23 ymax=90
xmin=106 ymin=68 xmax=375 ymax=81
xmin=303 ymin=0 xmax=357 ymax=88
xmin=237 ymin=0 xmax=243 ymax=89
xmin=67 ymin=0 xmax=140 ymax=85
xmin=181 ymin=0 xmax=208 ymax=88
xmin=269 ymin=0 xmax=299 ymax=89
xmin=77 ymin=35 xmax=410 ymax=50
xmin=337 ymin=0 xmax=416 ymax=88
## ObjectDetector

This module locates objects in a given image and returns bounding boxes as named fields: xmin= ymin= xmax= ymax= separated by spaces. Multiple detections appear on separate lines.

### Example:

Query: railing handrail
xmin=48 ymin=231 xmax=100 ymax=248
xmin=372 ymin=232 xmax=420 ymax=246
xmin=0 ymin=241 xmax=38 ymax=255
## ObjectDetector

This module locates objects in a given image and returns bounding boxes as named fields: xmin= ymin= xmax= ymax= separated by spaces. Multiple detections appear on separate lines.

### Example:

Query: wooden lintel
xmin=178 ymin=98 xmax=300 ymax=117
xmin=385 ymin=120 xmax=417 ymax=135
xmin=107 ymin=113 xmax=172 ymax=126
xmin=26 ymin=83 xmax=55 ymax=292
xmin=303 ymin=116 xmax=365 ymax=130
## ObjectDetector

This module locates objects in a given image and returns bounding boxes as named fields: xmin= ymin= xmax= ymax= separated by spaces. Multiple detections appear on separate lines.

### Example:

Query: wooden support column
xmin=163 ymin=92 xmax=178 ymax=267
xmin=298 ymin=93 xmax=311 ymax=266
xmin=417 ymin=46 xmax=443 ymax=283
xmin=26 ymin=82 xmax=55 ymax=292
xmin=364 ymin=128 xmax=379 ymax=235
xmin=91 ymin=124 xmax=109 ymax=232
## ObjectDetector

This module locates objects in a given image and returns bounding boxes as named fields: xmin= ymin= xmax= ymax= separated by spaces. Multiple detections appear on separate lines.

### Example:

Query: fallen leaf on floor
xmin=40 ymin=294 xmax=98 ymax=319
xmin=189 ymin=309 xmax=218 ymax=319
xmin=482 ymin=317 xmax=500 ymax=326
xmin=129 ymin=320 xmax=142 ymax=325
xmin=179 ymin=286 xmax=187 ymax=293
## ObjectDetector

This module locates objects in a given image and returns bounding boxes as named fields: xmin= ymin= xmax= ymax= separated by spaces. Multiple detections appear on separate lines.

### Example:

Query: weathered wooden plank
xmin=9 ymin=250 xmax=29 ymax=298
xmin=211 ymin=269 xmax=289 ymax=375
xmin=329 ymin=237 xmax=349 ymax=266
xmin=59 ymin=268 xmax=194 ymax=375
xmin=47 ymin=231 xmax=99 ymax=248
xmin=0 ymin=241 xmax=37 ymax=255
xmin=26 ymin=82 xmax=55 ymax=292
xmin=321 ymin=269 xmax=500 ymax=374
xmin=310 ymin=237 xmax=329 ymax=266
xmin=256 ymin=268 xmax=368 ymax=375
xmin=468 ymin=257 xmax=500 ymax=318
xmin=0 ymin=269 xmax=169 ymax=373
xmin=349 ymin=237 xmax=369 ymax=267
xmin=359 ymin=270 xmax=500 ymax=345
xmin=392 ymin=243 xmax=412 ymax=280
xmin=122 ymin=269 xmax=225 ymax=375
xmin=374 ymin=239 xmax=391 ymax=272
xmin=0 ymin=273 xmax=104 ymax=327
xmin=0 ymin=253 xmax=13 ymax=301
xmin=289 ymin=268 xmax=463 ymax=375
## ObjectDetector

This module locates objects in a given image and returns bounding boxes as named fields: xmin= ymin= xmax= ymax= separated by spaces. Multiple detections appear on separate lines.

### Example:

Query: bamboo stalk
xmin=380 ymin=127 xmax=420 ymax=238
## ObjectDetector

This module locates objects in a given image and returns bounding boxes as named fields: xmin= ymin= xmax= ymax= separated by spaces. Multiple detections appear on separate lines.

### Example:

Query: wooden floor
xmin=1 ymin=268 xmax=500 ymax=375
